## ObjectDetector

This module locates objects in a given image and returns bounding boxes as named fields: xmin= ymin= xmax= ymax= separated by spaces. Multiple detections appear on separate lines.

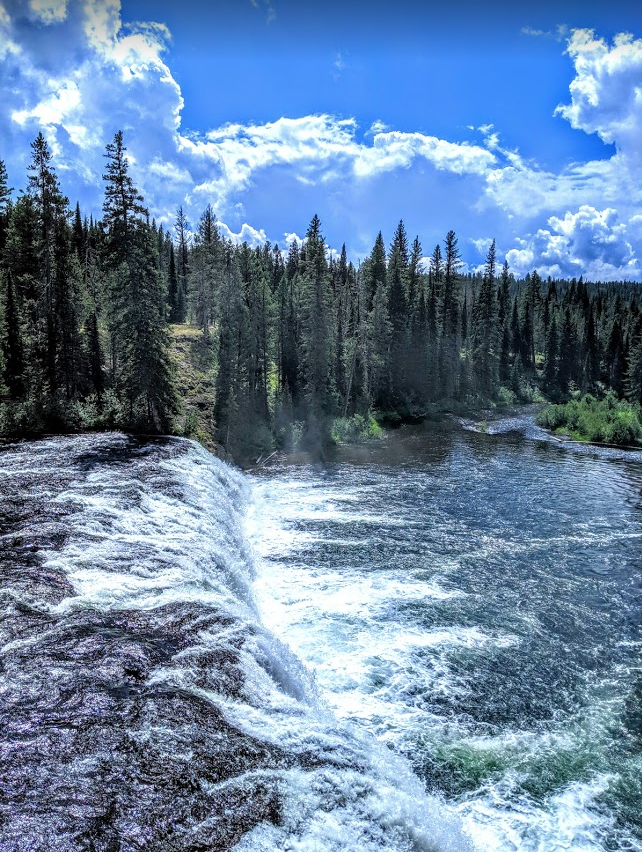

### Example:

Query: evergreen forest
xmin=2 ymin=132 xmax=642 ymax=461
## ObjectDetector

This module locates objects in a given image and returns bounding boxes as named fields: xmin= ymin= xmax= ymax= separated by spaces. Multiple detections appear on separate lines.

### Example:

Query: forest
xmin=1 ymin=131 xmax=642 ymax=461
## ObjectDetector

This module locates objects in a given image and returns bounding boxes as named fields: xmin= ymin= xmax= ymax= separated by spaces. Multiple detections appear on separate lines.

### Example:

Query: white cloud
xmin=217 ymin=221 xmax=268 ymax=247
xmin=476 ymin=123 xmax=500 ymax=150
xmin=369 ymin=119 xmax=389 ymax=135
xmin=521 ymin=24 xmax=568 ymax=41
xmin=470 ymin=237 xmax=493 ymax=255
xmin=1 ymin=5 xmax=642 ymax=279
xmin=506 ymin=205 xmax=639 ymax=280
xmin=29 ymin=0 xmax=68 ymax=24
xmin=283 ymin=231 xmax=304 ymax=246
xmin=556 ymin=29 xmax=642 ymax=159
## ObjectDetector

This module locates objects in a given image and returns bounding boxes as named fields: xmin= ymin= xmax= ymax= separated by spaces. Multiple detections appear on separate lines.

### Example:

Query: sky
xmin=2 ymin=0 xmax=642 ymax=279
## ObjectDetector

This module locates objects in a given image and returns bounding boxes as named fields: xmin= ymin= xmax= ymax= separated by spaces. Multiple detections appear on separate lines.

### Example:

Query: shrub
xmin=331 ymin=413 xmax=384 ymax=444
xmin=537 ymin=395 xmax=642 ymax=446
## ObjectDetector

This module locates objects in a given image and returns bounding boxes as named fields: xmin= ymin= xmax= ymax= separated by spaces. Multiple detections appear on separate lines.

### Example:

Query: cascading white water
xmin=0 ymin=433 xmax=476 ymax=852
xmin=248 ymin=421 xmax=642 ymax=852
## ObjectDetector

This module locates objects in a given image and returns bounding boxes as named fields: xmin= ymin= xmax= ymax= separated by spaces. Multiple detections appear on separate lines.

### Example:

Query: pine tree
xmin=387 ymin=220 xmax=409 ymax=409
xmin=363 ymin=234 xmax=390 ymax=409
xmin=0 ymin=159 xmax=13 ymax=256
xmin=439 ymin=230 xmax=461 ymax=398
xmin=472 ymin=239 xmax=498 ymax=397
xmin=190 ymin=205 xmax=221 ymax=336
xmin=333 ymin=243 xmax=349 ymax=405
xmin=2 ymin=269 xmax=24 ymax=399
xmin=583 ymin=305 xmax=599 ymax=391
xmin=557 ymin=307 xmax=578 ymax=395
xmin=174 ymin=206 xmax=190 ymax=323
xmin=299 ymin=214 xmax=334 ymax=442
xmin=626 ymin=333 xmax=642 ymax=404
xmin=27 ymin=132 xmax=74 ymax=417
xmin=606 ymin=316 xmax=626 ymax=397
xmin=102 ymin=131 xmax=177 ymax=431
xmin=498 ymin=260 xmax=511 ymax=384
xmin=366 ymin=231 xmax=387 ymax=313
xmin=215 ymin=244 xmax=248 ymax=450
xmin=167 ymin=244 xmax=179 ymax=322
xmin=510 ymin=296 xmax=521 ymax=363
xmin=102 ymin=130 xmax=147 ymax=266
xmin=86 ymin=309 xmax=104 ymax=403
xmin=543 ymin=312 xmax=558 ymax=392
xmin=407 ymin=237 xmax=427 ymax=403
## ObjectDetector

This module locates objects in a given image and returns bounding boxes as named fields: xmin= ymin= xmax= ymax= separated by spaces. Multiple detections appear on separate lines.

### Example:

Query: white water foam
xmin=31 ymin=436 xmax=476 ymax=852
xmin=247 ymin=459 xmax=642 ymax=852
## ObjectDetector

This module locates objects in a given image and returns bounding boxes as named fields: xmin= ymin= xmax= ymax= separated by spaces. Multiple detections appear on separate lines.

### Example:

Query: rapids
xmin=0 ymin=433 xmax=472 ymax=852
xmin=1 ymin=421 xmax=641 ymax=851
xmin=249 ymin=418 xmax=642 ymax=852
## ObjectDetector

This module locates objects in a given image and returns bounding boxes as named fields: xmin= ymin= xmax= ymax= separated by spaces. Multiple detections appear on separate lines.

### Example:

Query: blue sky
xmin=2 ymin=0 xmax=642 ymax=278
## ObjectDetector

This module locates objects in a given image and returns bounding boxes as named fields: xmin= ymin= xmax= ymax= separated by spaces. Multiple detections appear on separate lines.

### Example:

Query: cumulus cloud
xmin=1 ymin=0 xmax=183 ymax=170
xmin=0 ymin=0 xmax=497 ymax=235
xmin=1 ymin=3 xmax=642 ymax=278
xmin=470 ymin=237 xmax=493 ymax=255
xmin=556 ymin=29 xmax=642 ymax=159
xmin=217 ymin=221 xmax=268 ymax=247
xmin=29 ymin=0 xmax=68 ymax=25
xmin=506 ymin=205 xmax=639 ymax=279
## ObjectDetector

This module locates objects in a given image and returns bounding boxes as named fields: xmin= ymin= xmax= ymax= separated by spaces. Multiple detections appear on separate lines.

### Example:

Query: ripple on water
xmin=250 ymin=422 xmax=642 ymax=851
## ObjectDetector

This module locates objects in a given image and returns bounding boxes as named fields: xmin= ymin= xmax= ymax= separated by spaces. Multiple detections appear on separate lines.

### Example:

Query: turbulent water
xmin=249 ymin=417 xmax=642 ymax=852
xmin=1 ymin=424 xmax=641 ymax=851
xmin=0 ymin=433 xmax=471 ymax=852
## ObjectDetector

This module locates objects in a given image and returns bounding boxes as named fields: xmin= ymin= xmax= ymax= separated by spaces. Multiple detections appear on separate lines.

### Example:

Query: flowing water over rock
xmin=249 ymin=420 xmax=642 ymax=851
xmin=0 ymin=433 xmax=472 ymax=852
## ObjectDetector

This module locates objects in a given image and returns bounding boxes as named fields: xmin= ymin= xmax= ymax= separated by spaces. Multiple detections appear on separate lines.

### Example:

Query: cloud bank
xmin=1 ymin=3 xmax=642 ymax=278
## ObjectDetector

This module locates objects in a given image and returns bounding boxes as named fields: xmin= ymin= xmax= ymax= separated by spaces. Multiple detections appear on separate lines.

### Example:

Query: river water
xmin=1 ymin=421 xmax=641 ymax=851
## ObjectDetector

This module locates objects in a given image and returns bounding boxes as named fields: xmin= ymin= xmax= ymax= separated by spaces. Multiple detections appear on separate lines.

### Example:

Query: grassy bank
xmin=537 ymin=393 xmax=642 ymax=447
xmin=169 ymin=324 xmax=221 ymax=453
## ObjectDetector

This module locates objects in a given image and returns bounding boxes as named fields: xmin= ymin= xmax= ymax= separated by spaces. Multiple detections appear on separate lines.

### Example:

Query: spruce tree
xmin=167 ymin=244 xmax=179 ymax=322
xmin=387 ymin=220 xmax=410 ymax=409
xmin=174 ymin=206 xmax=190 ymax=323
xmin=498 ymin=260 xmax=511 ymax=384
xmin=102 ymin=130 xmax=147 ymax=265
xmin=626 ymin=333 xmax=642 ymax=404
xmin=27 ymin=132 xmax=73 ymax=417
xmin=299 ymin=214 xmax=334 ymax=442
xmin=0 ymin=159 xmax=13 ymax=255
xmin=2 ymin=269 xmax=24 ymax=400
xmin=472 ymin=239 xmax=498 ymax=397
xmin=439 ymin=230 xmax=461 ymax=398
xmin=543 ymin=312 xmax=558 ymax=392
xmin=102 ymin=131 xmax=177 ymax=431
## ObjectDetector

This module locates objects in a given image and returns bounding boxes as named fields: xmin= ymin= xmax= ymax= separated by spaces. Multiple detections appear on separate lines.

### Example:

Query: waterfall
xmin=0 ymin=433 xmax=474 ymax=852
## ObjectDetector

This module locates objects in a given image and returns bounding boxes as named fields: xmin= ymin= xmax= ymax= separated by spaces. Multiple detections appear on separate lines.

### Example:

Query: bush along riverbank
xmin=537 ymin=392 xmax=642 ymax=447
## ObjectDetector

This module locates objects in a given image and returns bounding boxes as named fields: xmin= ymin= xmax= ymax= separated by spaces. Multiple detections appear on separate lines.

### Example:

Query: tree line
xmin=1 ymin=132 xmax=642 ymax=459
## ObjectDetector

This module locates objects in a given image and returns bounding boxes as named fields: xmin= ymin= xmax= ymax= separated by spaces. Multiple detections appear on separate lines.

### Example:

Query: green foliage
xmin=496 ymin=386 xmax=516 ymax=408
xmin=5 ymin=133 xmax=642 ymax=460
xmin=537 ymin=393 xmax=642 ymax=446
xmin=331 ymin=413 xmax=384 ymax=444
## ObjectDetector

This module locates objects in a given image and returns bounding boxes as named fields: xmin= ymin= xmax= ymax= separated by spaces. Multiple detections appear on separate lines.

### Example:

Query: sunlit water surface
xmin=249 ymin=416 xmax=642 ymax=851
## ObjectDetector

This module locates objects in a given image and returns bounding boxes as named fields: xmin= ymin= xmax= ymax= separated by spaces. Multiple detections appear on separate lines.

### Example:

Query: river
xmin=1 ymin=419 xmax=641 ymax=850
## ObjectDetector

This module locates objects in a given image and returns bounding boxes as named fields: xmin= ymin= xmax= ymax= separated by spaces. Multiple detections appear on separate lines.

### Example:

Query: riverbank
xmin=536 ymin=394 xmax=642 ymax=449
